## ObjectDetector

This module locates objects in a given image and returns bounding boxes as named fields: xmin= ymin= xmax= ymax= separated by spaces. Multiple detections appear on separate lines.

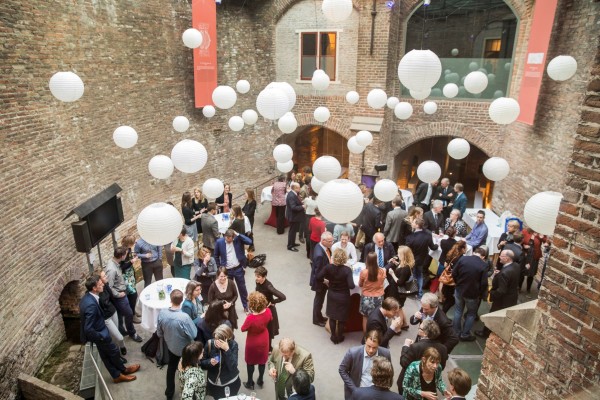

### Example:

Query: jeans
xmin=113 ymin=295 xmax=136 ymax=337
xmin=453 ymin=291 xmax=480 ymax=337
xmin=413 ymin=266 xmax=424 ymax=298
xmin=227 ymin=266 xmax=248 ymax=309
xmin=165 ymin=349 xmax=181 ymax=398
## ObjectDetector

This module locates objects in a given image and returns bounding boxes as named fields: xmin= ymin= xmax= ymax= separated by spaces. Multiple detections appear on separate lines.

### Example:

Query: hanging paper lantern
xmin=464 ymin=71 xmax=488 ymax=94
xmin=493 ymin=90 xmax=504 ymax=99
xmin=310 ymin=176 xmax=325 ymax=193
xmin=48 ymin=72 xmax=84 ymax=102
xmin=447 ymin=138 xmax=470 ymax=160
xmin=212 ymin=86 xmax=237 ymax=109
xmin=314 ymin=107 xmax=331 ymax=123
xmin=430 ymin=88 xmax=442 ymax=97
xmin=443 ymin=83 xmax=459 ymax=98
xmin=113 ymin=126 xmax=138 ymax=149
xmin=482 ymin=157 xmax=510 ymax=181
xmin=321 ymin=0 xmax=353 ymax=23
xmin=347 ymin=136 xmax=365 ymax=154
xmin=489 ymin=97 xmax=520 ymax=125
xmin=277 ymin=160 xmax=294 ymax=173
xmin=423 ymin=101 xmax=438 ymax=115
xmin=444 ymin=72 xmax=460 ymax=84
xmin=374 ymin=179 xmax=398 ymax=202
xmin=172 ymin=116 xmax=190 ymax=133
xmin=182 ymin=28 xmax=203 ymax=48
xmin=311 ymin=70 xmax=330 ymax=91
xmin=387 ymin=97 xmax=400 ymax=109
xmin=478 ymin=68 xmax=488 ymax=74
xmin=356 ymin=130 xmax=373 ymax=147
xmin=203 ymin=178 xmax=225 ymax=199
xmin=504 ymin=62 xmax=512 ymax=71
xmin=367 ymin=89 xmax=387 ymax=109
xmin=317 ymin=179 xmax=364 ymax=223
xmin=256 ymin=88 xmax=289 ymax=120
xmin=266 ymin=82 xmax=297 ymax=111
xmin=394 ymin=102 xmax=413 ymax=120
xmin=547 ymin=55 xmax=577 ymax=81
xmin=417 ymin=161 xmax=442 ymax=183
xmin=469 ymin=62 xmax=479 ymax=71
xmin=278 ymin=114 xmax=298 ymax=134
xmin=397 ymin=49 xmax=442 ymax=92
xmin=410 ymin=88 xmax=431 ymax=100
xmin=202 ymin=105 xmax=216 ymax=118
xmin=451 ymin=48 xmax=459 ymax=56
xmin=236 ymin=80 xmax=250 ymax=94
xmin=242 ymin=109 xmax=259 ymax=125
xmin=228 ymin=116 xmax=245 ymax=132
xmin=137 ymin=203 xmax=183 ymax=246
xmin=313 ymin=156 xmax=342 ymax=182
xmin=523 ymin=192 xmax=564 ymax=236
xmin=487 ymin=73 xmax=496 ymax=85
xmin=148 ymin=155 xmax=174 ymax=179
xmin=273 ymin=144 xmax=293 ymax=163
xmin=171 ymin=139 xmax=208 ymax=173
xmin=346 ymin=91 xmax=360 ymax=104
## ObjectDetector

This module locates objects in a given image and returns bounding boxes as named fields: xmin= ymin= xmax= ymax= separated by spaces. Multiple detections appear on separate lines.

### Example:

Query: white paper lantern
xmin=317 ymin=179 xmax=364 ymax=223
xmin=172 ymin=116 xmax=190 ymax=133
xmin=113 ymin=126 xmax=138 ymax=149
xmin=451 ymin=48 xmax=459 ymax=56
xmin=374 ymin=179 xmax=398 ymax=202
xmin=493 ymin=90 xmax=504 ymax=99
xmin=504 ymin=62 xmax=512 ymax=71
xmin=443 ymin=83 xmax=459 ymax=98
xmin=394 ymin=102 xmax=413 ymax=120
xmin=203 ymin=178 xmax=225 ymax=199
xmin=464 ymin=71 xmax=488 ymax=94
xmin=266 ymin=82 xmax=297 ymax=111
xmin=547 ymin=55 xmax=577 ymax=81
xmin=202 ymin=105 xmax=216 ymax=118
xmin=523 ymin=191 xmax=564 ymax=236
xmin=430 ymin=88 xmax=442 ymax=98
xmin=242 ymin=109 xmax=259 ymax=125
xmin=182 ymin=28 xmax=203 ymax=48
xmin=313 ymin=156 xmax=342 ymax=182
xmin=423 ymin=101 xmax=438 ymax=114
xmin=417 ymin=161 xmax=442 ymax=183
xmin=256 ymin=88 xmax=289 ymax=120
xmin=278 ymin=114 xmax=298 ymax=133
xmin=489 ymin=97 xmax=520 ymax=125
xmin=487 ymin=73 xmax=496 ymax=85
xmin=277 ymin=160 xmax=294 ymax=173
xmin=346 ymin=91 xmax=360 ymax=104
xmin=469 ymin=62 xmax=479 ymax=71
xmin=366 ymin=89 xmax=387 ymax=109
xmin=311 ymin=70 xmax=330 ymax=91
xmin=171 ymin=139 xmax=208 ymax=173
xmin=137 ymin=203 xmax=183 ymax=246
xmin=356 ymin=130 xmax=373 ymax=147
xmin=444 ymin=72 xmax=460 ymax=84
xmin=398 ymin=50 xmax=442 ymax=92
xmin=310 ymin=176 xmax=325 ymax=193
xmin=148 ymin=155 xmax=174 ymax=179
xmin=236 ymin=80 xmax=250 ymax=94
xmin=478 ymin=68 xmax=488 ymax=74
xmin=410 ymin=88 xmax=431 ymax=100
xmin=273 ymin=144 xmax=293 ymax=163
xmin=482 ymin=157 xmax=510 ymax=181
xmin=49 ymin=72 xmax=84 ymax=102
xmin=387 ymin=96 xmax=400 ymax=109
xmin=212 ymin=86 xmax=237 ymax=110
xmin=321 ymin=0 xmax=353 ymax=23
xmin=347 ymin=136 xmax=365 ymax=154
xmin=447 ymin=138 xmax=470 ymax=160
xmin=313 ymin=107 xmax=331 ymax=123
xmin=228 ymin=116 xmax=244 ymax=132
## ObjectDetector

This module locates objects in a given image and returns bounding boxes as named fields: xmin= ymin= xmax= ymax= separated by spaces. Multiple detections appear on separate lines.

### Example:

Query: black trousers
xmin=287 ymin=221 xmax=300 ymax=248
xmin=95 ymin=341 xmax=125 ymax=379
xmin=165 ymin=349 xmax=181 ymax=398
xmin=275 ymin=206 xmax=286 ymax=234
xmin=312 ymin=287 xmax=327 ymax=323
xmin=142 ymin=260 xmax=164 ymax=288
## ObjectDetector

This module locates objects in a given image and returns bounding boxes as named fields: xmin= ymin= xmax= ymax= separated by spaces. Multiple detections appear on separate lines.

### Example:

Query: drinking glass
xmin=224 ymin=386 xmax=230 ymax=399
xmin=250 ymin=392 xmax=256 ymax=400
xmin=238 ymin=394 xmax=247 ymax=400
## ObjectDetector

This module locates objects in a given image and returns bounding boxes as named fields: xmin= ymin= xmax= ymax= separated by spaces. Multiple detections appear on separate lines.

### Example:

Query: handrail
xmin=88 ymin=343 xmax=115 ymax=400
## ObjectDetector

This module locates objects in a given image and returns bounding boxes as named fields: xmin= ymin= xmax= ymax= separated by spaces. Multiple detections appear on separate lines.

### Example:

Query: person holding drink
xmin=200 ymin=324 xmax=241 ymax=398
xmin=171 ymin=227 xmax=195 ymax=279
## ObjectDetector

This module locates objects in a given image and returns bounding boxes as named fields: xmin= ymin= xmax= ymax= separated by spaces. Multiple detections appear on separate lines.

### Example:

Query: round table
xmin=139 ymin=277 xmax=190 ymax=332
xmin=214 ymin=213 xmax=251 ymax=234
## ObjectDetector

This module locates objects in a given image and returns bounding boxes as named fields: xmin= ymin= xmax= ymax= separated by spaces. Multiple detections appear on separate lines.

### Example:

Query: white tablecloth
xmin=139 ymin=278 xmax=190 ymax=332
xmin=350 ymin=262 xmax=388 ymax=295
xmin=400 ymin=189 xmax=414 ymax=209
xmin=428 ymin=234 xmax=473 ymax=260
xmin=219 ymin=395 xmax=260 ymax=400
xmin=463 ymin=208 xmax=504 ymax=254
xmin=214 ymin=213 xmax=252 ymax=234
xmin=261 ymin=186 xmax=272 ymax=203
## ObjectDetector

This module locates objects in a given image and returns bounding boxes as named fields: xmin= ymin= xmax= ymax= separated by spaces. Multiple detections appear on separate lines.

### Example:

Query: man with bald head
xmin=361 ymin=232 xmax=395 ymax=266
xmin=286 ymin=181 xmax=306 ymax=252
xmin=311 ymin=231 xmax=334 ymax=326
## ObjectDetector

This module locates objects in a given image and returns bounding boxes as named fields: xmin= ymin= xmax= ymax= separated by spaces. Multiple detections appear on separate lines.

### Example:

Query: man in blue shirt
xmin=134 ymin=237 xmax=164 ymax=288
xmin=465 ymin=210 xmax=488 ymax=250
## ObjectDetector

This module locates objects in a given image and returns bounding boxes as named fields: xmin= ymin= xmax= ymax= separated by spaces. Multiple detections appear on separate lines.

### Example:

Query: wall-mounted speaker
xmin=71 ymin=220 xmax=92 ymax=253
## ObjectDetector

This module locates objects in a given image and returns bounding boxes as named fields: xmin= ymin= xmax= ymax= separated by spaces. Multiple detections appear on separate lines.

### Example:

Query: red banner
xmin=517 ymin=0 xmax=558 ymax=125
xmin=192 ymin=0 xmax=218 ymax=108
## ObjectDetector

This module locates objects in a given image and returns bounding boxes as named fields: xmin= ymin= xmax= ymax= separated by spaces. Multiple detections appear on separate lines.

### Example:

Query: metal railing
xmin=87 ymin=343 xmax=114 ymax=400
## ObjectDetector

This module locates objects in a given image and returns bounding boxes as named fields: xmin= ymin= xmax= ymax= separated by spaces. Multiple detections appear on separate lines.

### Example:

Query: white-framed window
xmin=296 ymin=30 xmax=341 ymax=81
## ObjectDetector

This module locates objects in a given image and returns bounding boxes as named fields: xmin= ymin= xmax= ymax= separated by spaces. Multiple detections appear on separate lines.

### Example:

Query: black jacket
xmin=366 ymin=308 xmax=396 ymax=348
xmin=410 ymin=308 xmax=458 ymax=353
xmin=406 ymin=230 xmax=438 ymax=267
xmin=452 ymin=255 xmax=488 ymax=299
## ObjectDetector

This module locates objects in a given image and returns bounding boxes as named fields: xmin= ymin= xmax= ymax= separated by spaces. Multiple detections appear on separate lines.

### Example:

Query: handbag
xmin=397 ymin=273 xmax=418 ymax=294
xmin=439 ymin=257 xmax=457 ymax=286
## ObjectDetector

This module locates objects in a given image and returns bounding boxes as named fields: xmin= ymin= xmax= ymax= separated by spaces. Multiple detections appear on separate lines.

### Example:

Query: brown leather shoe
xmin=123 ymin=364 xmax=141 ymax=375
xmin=113 ymin=374 xmax=137 ymax=383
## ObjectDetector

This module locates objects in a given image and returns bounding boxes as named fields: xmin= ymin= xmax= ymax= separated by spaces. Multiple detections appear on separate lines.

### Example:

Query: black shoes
xmin=243 ymin=381 xmax=255 ymax=390
xmin=474 ymin=330 xmax=488 ymax=338
xmin=120 ymin=347 xmax=127 ymax=355
xmin=130 ymin=334 xmax=143 ymax=343
xmin=257 ymin=379 xmax=264 ymax=388
xmin=460 ymin=335 xmax=477 ymax=342
xmin=288 ymin=247 xmax=299 ymax=252
xmin=313 ymin=321 xmax=326 ymax=327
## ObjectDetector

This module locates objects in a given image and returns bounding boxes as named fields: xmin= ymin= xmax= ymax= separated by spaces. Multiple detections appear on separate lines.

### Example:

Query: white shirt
xmin=225 ymin=242 xmax=239 ymax=268
xmin=360 ymin=347 xmax=378 ymax=387
xmin=331 ymin=241 xmax=357 ymax=266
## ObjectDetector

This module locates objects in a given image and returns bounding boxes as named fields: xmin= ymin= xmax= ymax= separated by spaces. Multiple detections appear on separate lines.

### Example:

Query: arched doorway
xmin=394 ymin=137 xmax=492 ymax=208
xmin=58 ymin=280 xmax=83 ymax=343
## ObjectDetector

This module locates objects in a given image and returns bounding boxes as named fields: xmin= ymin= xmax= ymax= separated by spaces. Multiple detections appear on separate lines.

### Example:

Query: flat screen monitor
xmin=85 ymin=197 xmax=123 ymax=247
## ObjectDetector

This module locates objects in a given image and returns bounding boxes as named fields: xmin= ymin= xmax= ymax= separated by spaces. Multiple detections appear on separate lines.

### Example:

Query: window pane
xmin=302 ymin=33 xmax=317 ymax=56
xmin=320 ymin=33 xmax=336 ymax=56
xmin=301 ymin=56 xmax=317 ymax=79
xmin=320 ymin=56 xmax=336 ymax=79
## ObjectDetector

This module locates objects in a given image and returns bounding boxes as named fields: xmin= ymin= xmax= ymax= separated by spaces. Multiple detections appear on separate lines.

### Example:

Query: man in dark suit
xmin=361 ymin=232 xmax=395 ymax=265
xmin=79 ymin=275 xmax=140 ymax=383
xmin=406 ymin=217 xmax=438 ymax=297
xmin=423 ymin=200 xmax=446 ymax=234
xmin=447 ymin=368 xmax=472 ymax=400
xmin=214 ymin=229 xmax=253 ymax=312
xmin=286 ymin=182 xmax=306 ymax=252
xmin=358 ymin=197 xmax=382 ymax=246
xmin=435 ymin=178 xmax=455 ymax=218
xmin=409 ymin=292 xmax=459 ymax=353
xmin=383 ymin=195 xmax=407 ymax=250
xmin=310 ymin=231 xmax=333 ymax=326
xmin=288 ymin=369 xmax=316 ymax=400
xmin=339 ymin=330 xmax=392 ymax=399
xmin=349 ymin=357 xmax=402 ymax=400
xmin=366 ymin=297 xmax=403 ymax=348
xmin=414 ymin=180 xmax=438 ymax=212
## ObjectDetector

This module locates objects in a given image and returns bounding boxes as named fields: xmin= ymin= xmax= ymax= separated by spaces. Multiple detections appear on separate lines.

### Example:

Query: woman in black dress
xmin=254 ymin=266 xmax=286 ymax=351
xmin=208 ymin=267 xmax=239 ymax=329
xmin=228 ymin=204 xmax=246 ymax=235
xmin=194 ymin=247 xmax=217 ymax=305
xmin=192 ymin=187 xmax=208 ymax=241
xmin=386 ymin=245 xmax=415 ymax=329
xmin=197 ymin=299 xmax=231 ymax=345
xmin=317 ymin=248 xmax=355 ymax=344
xmin=242 ymin=188 xmax=257 ymax=230
xmin=182 ymin=191 xmax=200 ymax=243
xmin=216 ymin=183 xmax=233 ymax=214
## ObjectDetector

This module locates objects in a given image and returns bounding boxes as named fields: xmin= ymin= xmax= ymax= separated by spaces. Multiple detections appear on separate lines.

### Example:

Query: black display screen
xmin=85 ymin=197 xmax=123 ymax=246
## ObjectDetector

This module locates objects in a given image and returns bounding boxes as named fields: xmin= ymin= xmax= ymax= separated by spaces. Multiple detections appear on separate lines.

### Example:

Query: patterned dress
xmin=179 ymin=366 xmax=206 ymax=400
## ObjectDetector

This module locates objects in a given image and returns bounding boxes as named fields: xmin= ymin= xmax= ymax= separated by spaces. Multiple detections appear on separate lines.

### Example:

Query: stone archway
xmin=58 ymin=280 xmax=83 ymax=343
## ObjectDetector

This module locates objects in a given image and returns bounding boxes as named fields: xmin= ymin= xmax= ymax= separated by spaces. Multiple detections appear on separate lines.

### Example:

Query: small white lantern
xmin=256 ymin=88 xmax=289 ymax=120
xmin=311 ymin=176 xmax=325 ymax=193
xmin=273 ymin=144 xmax=293 ymax=163
xmin=313 ymin=156 xmax=342 ymax=182
xmin=523 ymin=191 xmax=564 ymax=236
xmin=347 ymin=137 xmax=365 ymax=154
xmin=321 ymin=0 xmax=353 ymax=23
xmin=137 ymin=203 xmax=183 ymax=246
xmin=443 ymin=83 xmax=459 ymax=98
xmin=49 ymin=72 xmax=84 ymax=102
xmin=202 ymin=105 xmax=216 ymax=118
xmin=387 ymin=97 xmax=400 ymax=109
xmin=489 ymin=97 xmax=520 ymax=125
xmin=356 ymin=130 xmax=373 ymax=147
xmin=212 ymin=86 xmax=237 ymax=110
xmin=482 ymin=157 xmax=510 ymax=181
xmin=451 ymin=48 xmax=459 ymax=56
xmin=417 ymin=160 xmax=442 ymax=183
xmin=493 ymin=90 xmax=504 ymax=99
xmin=171 ymin=139 xmax=208 ymax=173
xmin=547 ymin=55 xmax=577 ymax=81
xmin=366 ymin=89 xmax=387 ymax=109
xmin=374 ymin=179 xmax=398 ymax=202
xmin=447 ymin=138 xmax=470 ymax=160
xmin=469 ymin=62 xmax=479 ymax=71
xmin=410 ymin=88 xmax=431 ymax=100
xmin=444 ymin=72 xmax=460 ymax=84
xmin=394 ymin=102 xmax=413 ymax=120
xmin=346 ymin=91 xmax=360 ymax=104
xmin=430 ymin=88 xmax=442 ymax=98
xmin=423 ymin=101 xmax=438 ymax=115
xmin=317 ymin=179 xmax=364 ymax=223
xmin=311 ymin=70 xmax=330 ymax=91
xmin=464 ymin=71 xmax=488 ymax=94
xmin=277 ymin=160 xmax=294 ymax=173
xmin=228 ymin=116 xmax=245 ymax=132
xmin=398 ymin=49 xmax=442 ymax=92
xmin=203 ymin=178 xmax=225 ymax=199
xmin=236 ymin=80 xmax=250 ymax=94
xmin=172 ymin=116 xmax=190 ymax=133
xmin=314 ymin=106 xmax=331 ymax=123
xmin=504 ymin=62 xmax=512 ymax=71
xmin=182 ymin=28 xmax=203 ymax=48
xmin=148 ymin=155 xmax=174 ymax=179
xmin=487 ymin=73 xmax=496 ymax=85
xmin=242 ymin=109 xmax=259 ymax=125
xmin=113 ymin=126 xmax=138 ymax=149
xmin=266 ymin=82 xmax=297 ymax=111
xmin=278 ymin=114 xmax=298 ymax=134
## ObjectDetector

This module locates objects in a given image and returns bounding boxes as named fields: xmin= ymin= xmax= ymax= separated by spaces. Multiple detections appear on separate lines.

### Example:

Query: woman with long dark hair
xmin=179 ymin=342 xmax=206 ymax=400
xmin=358 ymin=252 xmax=386 ymax=332
xmin=208 ymin=267 xmax=239 ymax=329
xmin=197 ymin=300 xmax=231 ymax=344
xmin=242 ymin=188 xmax=257 ymax=229
xmin=228 ymin=204 xmax=246 ymax=235
xmin=440 ymin=241 xmax=467 ymax=313
xmin=182 ymin=191 xmax=200 ymax=242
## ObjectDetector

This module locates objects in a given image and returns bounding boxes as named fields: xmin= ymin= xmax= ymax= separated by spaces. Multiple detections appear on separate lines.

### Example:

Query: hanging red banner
xmin=192 ymin=0 xmax=218 ymax=108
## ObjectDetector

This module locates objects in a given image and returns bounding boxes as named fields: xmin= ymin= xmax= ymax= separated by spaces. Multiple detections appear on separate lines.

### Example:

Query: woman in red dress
xmin=241 ymin=291 xmax=272 ymax=390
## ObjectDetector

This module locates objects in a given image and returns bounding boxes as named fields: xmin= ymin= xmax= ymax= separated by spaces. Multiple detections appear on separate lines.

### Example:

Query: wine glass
xmin=224 ymin=386 xmax=230 ymax=399
xmin=238 ymin=393 xmax=247 ymax=400
xmin=250 ymin=392 xmax=256 ymax=400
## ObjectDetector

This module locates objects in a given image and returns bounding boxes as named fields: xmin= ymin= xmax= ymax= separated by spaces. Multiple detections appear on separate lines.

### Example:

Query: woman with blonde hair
xmin=228 ymin=204 xmax=246 ymax=235
xmin=387 ymin=245 xmax=415 ymax=330
xmin=398 ymin=206 xmax=424 ymax=246
xmin=192 ymin=187 xmax=208 ymax=243
xmin=241 ymin=292 xmax=272 ymax=390
xmin=200 ymin=324 xmax=241 ymax=398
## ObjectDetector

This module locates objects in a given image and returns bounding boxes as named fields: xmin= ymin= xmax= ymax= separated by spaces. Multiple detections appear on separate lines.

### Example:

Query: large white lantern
xmin=182 ymin=28 xmax=203 ymax=48
xmin=137 ymin=203 xmax=183 ymax=246
xmin=321 ymin=0 xmax=353 ymax=23
xmin=278 ymin=114 xmax=298 ymax=134
xmin=387 ymin=97 xmax=400 ymax=109
xmin=273 ymin=144 xmax=293 ymax=163
xmin=311 ymin=70 xmax=330 ymax=91
xmin=523 ymin=191 xmax=564 ymax=236
xmin=410 ymin=88 xmax=431 ymax=100
xmin=49 ymin=72 xmax=84 ymax=102
xmin=171 ymin=139 xmax=208 ymax=173
xmin=113 ymin=126 xmax=138 ymax=149
xmin=346 ymin=91 xmax=360 ymax=104
xmin=417 ymin=161 xmax=442 ymax=183
xmin=310 ymin=176 xmax=325 ymax=193
xmin=464 ymin=71 xmax=488 ymax=94
xmin=228 ymin=116 xmax=245 ymax=132
xmin=347 ymin=136 xmax=365 ymax=154
xmin=256 ymin=88 xmax=289 ymax=120
xmin=489 ymin=97 xmax=520 ymax=125
xmin=277 ymin=160 xmax=294 ymax=173
xmin=356 ymin=130 xmax=373 ymax=147
xmin=398 ymin=49 xmax=442 ymax=92
xmin=482 ymin=157 xmax=510 ymax=181
xmin=443 ymin=83 xmax=459 ymax=98
xmin=203 ymin=178 xmax=225 ymax=199
xmin=313 ymin=156 xmax=342 ymax=182
xmin=547 ymin=56 xmax=577 ymax=81
xmin=374 ymin=179 xmax=398 ymax=202
xmin=242 ymin=109 xmax=259 ymax=125
xmin=423 ymin=101 xmax=438 ymax=115
xmin=236 ymin=80 xmax=250 ymax=94
xmin=317 ymin=179 xmax=364 ymax=223
xmin=202 ymin=106 xmax=216 ymax=118
xmin=212 ymin=86 xmax=237 ymax=109
xmin=394 ymin=102 xmax=413 ymax=120
xmin=172 ymin=116 xmax=190 ymax=133
xmin=148 ymin=155 xmax=174 ymax=179
xmin=447 ymin=138 xmax=470 ymax=160
xmin=267 ymin=82 xmax=297 ymax=111
xmin=367 ymin=89 xmax=388 ymax=109
xmin=314 ymin=106 xmax=331 ymax=123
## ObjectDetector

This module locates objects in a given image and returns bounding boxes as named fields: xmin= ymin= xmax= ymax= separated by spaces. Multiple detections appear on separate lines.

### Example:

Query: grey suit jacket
xmin=384 ymin=207 xmax=407 ymax=244
xmin=200 ymin=213 xmax=219 ymax=249
xmin=339 ymin=345 xmax=392 ymax=400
